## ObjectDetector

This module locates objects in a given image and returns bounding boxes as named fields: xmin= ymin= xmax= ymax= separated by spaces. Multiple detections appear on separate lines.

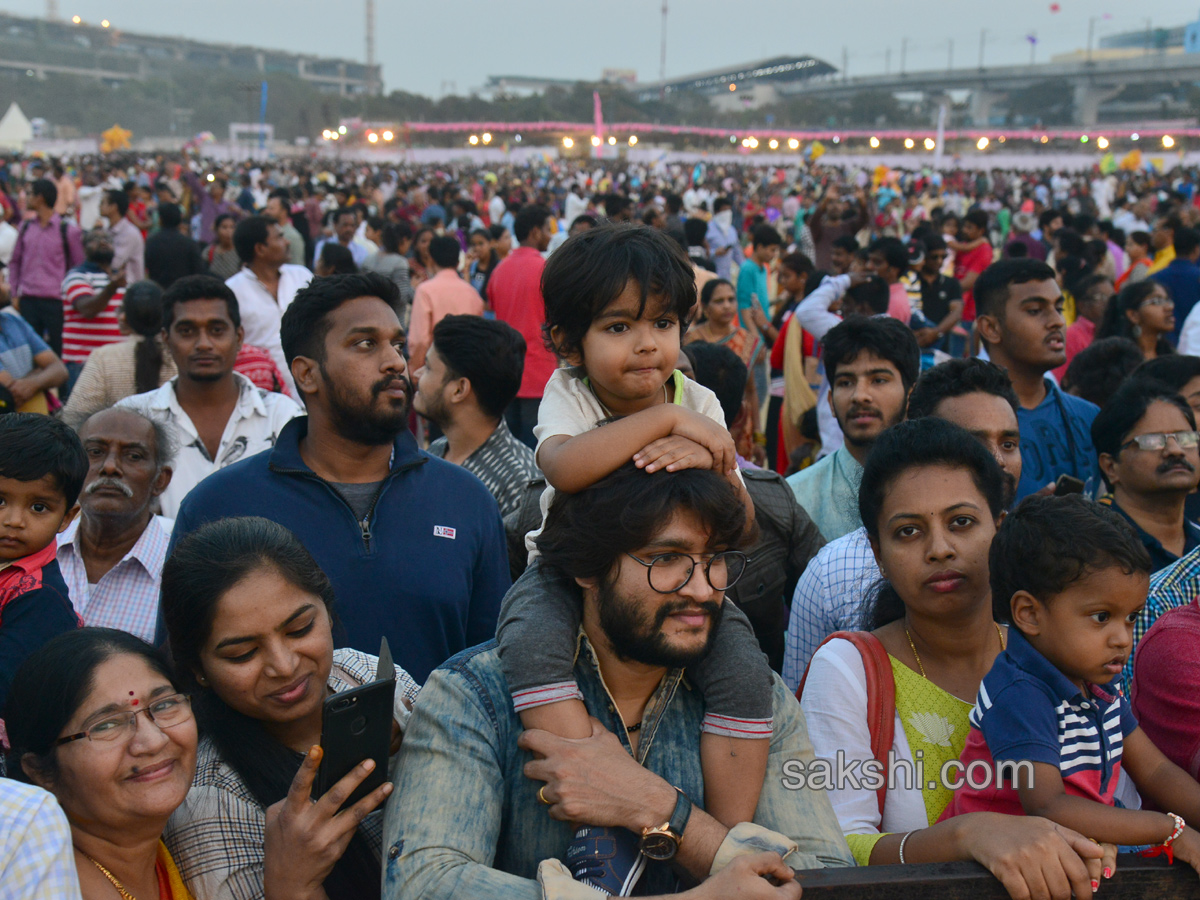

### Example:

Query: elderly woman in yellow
xmin=5 ymin=628 xmax=198 ymax=900
xmin=800 ymin=419 xmax=1116 ymax=900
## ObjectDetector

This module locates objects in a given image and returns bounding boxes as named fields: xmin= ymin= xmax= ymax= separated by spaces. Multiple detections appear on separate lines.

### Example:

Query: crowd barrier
xmin=794 ymin=855 xmax=1195 ymax=900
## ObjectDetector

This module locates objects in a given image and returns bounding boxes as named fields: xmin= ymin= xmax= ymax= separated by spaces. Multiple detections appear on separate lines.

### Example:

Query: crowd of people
xmin=2 ymin=147 xmax=1200 ymax=900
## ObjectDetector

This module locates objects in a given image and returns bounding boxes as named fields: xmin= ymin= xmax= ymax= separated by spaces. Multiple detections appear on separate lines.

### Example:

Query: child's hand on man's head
xmin=633 ymin=435 xmax=714 ymax=474
xmin=667 ymin=409 xmax=739 ymax=476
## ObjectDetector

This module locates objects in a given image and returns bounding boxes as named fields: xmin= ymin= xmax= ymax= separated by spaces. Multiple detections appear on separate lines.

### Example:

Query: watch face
xmin=640 ymin=832 xmax=678 ymax=862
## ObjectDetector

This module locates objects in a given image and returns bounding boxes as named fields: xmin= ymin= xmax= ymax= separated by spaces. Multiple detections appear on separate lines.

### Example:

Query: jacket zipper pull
xmin=361 ymin=517 xmax=371 ymax=550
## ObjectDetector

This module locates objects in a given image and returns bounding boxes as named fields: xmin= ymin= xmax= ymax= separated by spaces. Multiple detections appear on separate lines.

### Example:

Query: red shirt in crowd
xmin=1132 ymin=597 xmax=1200 ymax=781
xmin=486 ymin=246 xmax=557 ymax=400
xmin=955 ymin=242 xmax=993 ymax=322
xmin=61 ymin=266 xmax=124 ymax=365
xmin=1051 ymin=317 xmax=1096 ymax=382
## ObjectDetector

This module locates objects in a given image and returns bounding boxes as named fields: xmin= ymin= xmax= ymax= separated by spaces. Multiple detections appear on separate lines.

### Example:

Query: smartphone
xmin=1054 ymin=474 xmax=1085 ymax=496
xmin=314 ymin=677 xmax=394 ymax=811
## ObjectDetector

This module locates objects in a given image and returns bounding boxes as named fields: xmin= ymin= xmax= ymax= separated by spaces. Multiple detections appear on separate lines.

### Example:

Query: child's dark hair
xmin=0 ymin=413 xmax=88 ymax=507
xmin=860 ymin=418 xmax=1006 ymax=628
xmin=541 ymin=224 xmax=695 ymax=361
xmin=1063 ymin=337 xmax=1144 ymax=408
xmin=989 ymin=495 xmax=1151 ymax=624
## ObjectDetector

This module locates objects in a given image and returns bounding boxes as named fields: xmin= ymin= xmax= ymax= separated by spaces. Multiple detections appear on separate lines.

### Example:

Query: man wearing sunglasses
xmin=1094 ymin=379 xmax=1200 ymax=575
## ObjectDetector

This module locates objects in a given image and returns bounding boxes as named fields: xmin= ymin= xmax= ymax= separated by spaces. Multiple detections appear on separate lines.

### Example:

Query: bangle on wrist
xmin=897 ymin=831 xmax=914 ymax=864
xmin=1140 ymin=812 xmax=1185 ymax=864
xmin=1165 ymin=813 xmax=1186 ymax=846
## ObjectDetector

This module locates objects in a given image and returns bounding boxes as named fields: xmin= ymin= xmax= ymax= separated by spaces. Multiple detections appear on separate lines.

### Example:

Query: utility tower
xmin=46 ymin=0 xmax=59 ymax=20
xmin=659 ymin=0 xmax=668 ymax=83
xmin=365 ymin=0 xmax=379 ymax=95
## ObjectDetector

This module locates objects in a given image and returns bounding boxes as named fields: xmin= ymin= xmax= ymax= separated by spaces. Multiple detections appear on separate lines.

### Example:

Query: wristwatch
xmin=639 ymin=788 xmax=692 ymax=861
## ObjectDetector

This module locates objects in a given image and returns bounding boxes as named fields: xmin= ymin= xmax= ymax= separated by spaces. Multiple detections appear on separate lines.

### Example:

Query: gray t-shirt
xmin=331 ymin=480 xmax=384 ymax=521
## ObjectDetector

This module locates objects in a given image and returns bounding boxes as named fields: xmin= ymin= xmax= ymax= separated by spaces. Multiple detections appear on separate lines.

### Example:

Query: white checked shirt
xmin=782 ymin=526 xmax=880 ymax=692
xmin=225 ymin=264 xmax=313 ymax=396
xmin=0 ymin=781 xmax=82 ymax=900
xmin=56 ymin=515 xmax=173 ymax=644
xmin=116 ymin=373 xmax=302 ymax=518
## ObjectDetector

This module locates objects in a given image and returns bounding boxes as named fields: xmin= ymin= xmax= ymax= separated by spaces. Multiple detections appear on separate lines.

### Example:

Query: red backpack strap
xmin=796 ymin=630 xmax=896 ymax=818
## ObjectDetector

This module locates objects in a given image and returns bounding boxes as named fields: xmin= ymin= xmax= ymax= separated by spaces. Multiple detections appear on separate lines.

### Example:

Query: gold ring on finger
xmin=538 ymin=785 xmax=551 ymax=805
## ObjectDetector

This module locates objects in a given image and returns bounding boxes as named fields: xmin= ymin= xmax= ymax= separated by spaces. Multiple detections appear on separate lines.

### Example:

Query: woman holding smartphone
xmin=160 ymin=516 xmax=419 ymax=900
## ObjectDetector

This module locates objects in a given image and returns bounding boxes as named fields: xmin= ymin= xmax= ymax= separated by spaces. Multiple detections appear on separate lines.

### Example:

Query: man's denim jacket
xmin=383 ymin=636 xmax=854 ymax=899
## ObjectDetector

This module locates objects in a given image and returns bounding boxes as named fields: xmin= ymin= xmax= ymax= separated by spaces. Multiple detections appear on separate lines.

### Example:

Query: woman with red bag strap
xmin=797 ymin=419 xmax=1112 ymax=899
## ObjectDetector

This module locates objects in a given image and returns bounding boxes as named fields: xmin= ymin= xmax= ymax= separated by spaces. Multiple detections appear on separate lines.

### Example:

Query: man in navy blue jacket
xmin=171 ymin=272 xmax=510 ymax=683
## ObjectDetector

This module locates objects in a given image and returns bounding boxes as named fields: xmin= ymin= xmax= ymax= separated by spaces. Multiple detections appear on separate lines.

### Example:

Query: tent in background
xmin=0 ymin=103 xmax=32 ymax=151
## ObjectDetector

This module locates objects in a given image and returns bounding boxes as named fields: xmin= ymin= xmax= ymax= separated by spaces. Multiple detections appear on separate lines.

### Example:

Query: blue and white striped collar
xmin=1003 ymin=626 xmax=1122 ymax=705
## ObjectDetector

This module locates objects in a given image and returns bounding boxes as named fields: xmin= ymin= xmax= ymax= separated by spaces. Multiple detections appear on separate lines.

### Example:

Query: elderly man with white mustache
xmin=55 ymin=406 xmax=176 ymax=642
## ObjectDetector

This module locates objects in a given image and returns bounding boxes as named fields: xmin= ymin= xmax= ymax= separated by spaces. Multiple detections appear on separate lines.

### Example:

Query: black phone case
xmin=1054 ymin=475 xmax=1085 ymax=496
xmin=314 ymin=678 xmax=394 ymax=811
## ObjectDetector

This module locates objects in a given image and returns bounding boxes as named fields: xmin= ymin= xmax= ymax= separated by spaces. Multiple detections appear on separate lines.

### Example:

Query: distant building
xmin=0 ymin=12 xmax=380 ymax=96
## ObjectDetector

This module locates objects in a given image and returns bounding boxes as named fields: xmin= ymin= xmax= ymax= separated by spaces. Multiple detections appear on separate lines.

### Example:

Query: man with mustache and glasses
xmin=117 ymin=275 xmax=300 ymax=518
xmin=783 ymin=358 xmax=1025 ymax=689
xmin=1093 ymin=380 xmax=1200 ymax=576
xmin=56 ymin=407 xmax=175 ymax=643
xmin=170 ymin=272 xmax=510 ymax=682
xmin=786 ymin=316 xmax=919 ymax=542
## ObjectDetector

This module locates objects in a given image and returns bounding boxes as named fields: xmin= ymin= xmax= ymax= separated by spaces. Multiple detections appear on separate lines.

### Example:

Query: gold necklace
xmin=76 ymin=850 xmax=138 ymax=900
xmin=904 ymin=623 xmax=1005 ymax=679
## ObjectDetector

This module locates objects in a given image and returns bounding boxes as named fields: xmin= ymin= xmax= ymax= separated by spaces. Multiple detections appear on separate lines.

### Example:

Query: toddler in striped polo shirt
xmin=942 ymin=495 xmax=1200 ymax=877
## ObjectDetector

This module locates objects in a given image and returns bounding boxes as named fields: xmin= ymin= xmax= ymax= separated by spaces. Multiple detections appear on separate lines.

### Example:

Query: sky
xmin=5 ymin=0 xmax=1200 ymax=99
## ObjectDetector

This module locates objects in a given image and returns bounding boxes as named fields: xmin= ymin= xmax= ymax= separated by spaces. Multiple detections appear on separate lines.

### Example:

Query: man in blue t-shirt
xmin=736 ymin=224 xmax=781 ymax=327
xmin=1154 ymin=226 xmax=1200 ymax=345
xmin=974 ymin=258 xmax=1099 ymax=499
xmin=736 ymin=224 xmax=782 ymax=406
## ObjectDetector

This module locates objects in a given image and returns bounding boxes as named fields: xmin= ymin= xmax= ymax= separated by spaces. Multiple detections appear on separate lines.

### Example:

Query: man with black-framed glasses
xmin=383 ymin=463 xmax=852 ymax=900
xmin=1094 ymin=379 xmax=1200 ymax=574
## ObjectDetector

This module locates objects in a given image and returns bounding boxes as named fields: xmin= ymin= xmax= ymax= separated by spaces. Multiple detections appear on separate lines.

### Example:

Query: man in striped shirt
xmin=414 ymin=314 xmax=540 ymax=519
xmin=60 ymin=231 xmax=126 ymax=396
xmin=940 ymin=497 xmax=1200 ymax=844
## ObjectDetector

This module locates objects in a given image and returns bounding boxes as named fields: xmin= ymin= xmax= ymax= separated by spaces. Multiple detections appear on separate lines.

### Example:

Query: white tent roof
xmin=0 ymin=103 xmax=33 ymax=151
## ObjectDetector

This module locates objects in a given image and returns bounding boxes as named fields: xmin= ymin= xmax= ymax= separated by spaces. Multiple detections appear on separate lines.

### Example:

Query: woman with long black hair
xmin=160 ymin=516 xmax=419 ymax=900
xmin=1097 ymin=280 xmax=1175 ymax=362
xmin=61 ymin=280 xmax=177 ymax=426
